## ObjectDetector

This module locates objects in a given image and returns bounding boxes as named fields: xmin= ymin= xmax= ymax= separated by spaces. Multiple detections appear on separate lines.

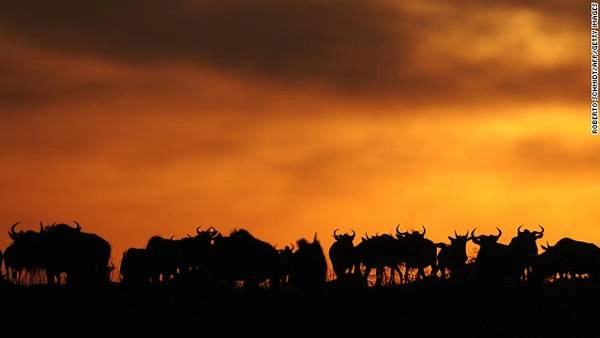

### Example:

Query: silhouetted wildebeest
xmin=397 ymin=225 xmax=438 ymax=282
xmin=179 ymin=226 xmax=220 ymax=272
xmin=329 ymin=229 xmax=356 ymax=280
xmin=42 ymin=222 xmax=112 ymax=286
xmin=437 ymin=230 xmax=471 ymax=279
xmin=355 ymin=232 xmax=403 ymax=286
xmin=278 ymin=244 xmax=294 ymax=287
xmin=530 ymin=238 xmax=600 ymax=283
xmin=210 ymin=229 xmax=280 ymax=288
xmin=471 ymin=227 xmax=512 ymax=282
xmin=4 ymin=222 xmax=42 ymax=283
xmin=529 ymin=241 xmax=569 ymax=283
xmin=120 ymin=248 xmax=152 ymax=287
xmin=507 ymin=225 xmax=544 ymax=281
xmin=6 ymin=221 xmax=111 ymax=286
xmin=289 ymin=234 xmax=327 ymax=292
xmin=145 ymin=235 xmax=181 ymax=284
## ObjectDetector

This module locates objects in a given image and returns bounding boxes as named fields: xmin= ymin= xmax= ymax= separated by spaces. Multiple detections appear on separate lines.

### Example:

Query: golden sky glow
xmin=0 ymin=0 xmax=595 ymax=264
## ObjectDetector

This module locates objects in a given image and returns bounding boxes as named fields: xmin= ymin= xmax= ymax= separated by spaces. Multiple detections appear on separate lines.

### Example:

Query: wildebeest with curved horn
xmin=471 ymin=227 xmax=511 ymax=282
xmin=437 ymin=230 xmax=471 ymax=279
xmin=41 ymin=221 xmax=111 ymax=286
xmin=289 ymin=233 xmax=327 ymax=292
xmin=179 ymin=226 xmax=220 ymax=272
xmin=507 ymin=224 xmax=544 ymax=281
xmin=4 ymin=222 xmax=42 ymax=283
xmin=329 ymin=228 xmax=356 ymax=280
xmin=397 ymin=225 xmax=438 ymax=282
xmin=6 ymin=221 xmax=111 ymax=286
xmin=210 ymin=229 xmax=280 ymax=289
xmin=145 ymin=235 xmax=181 ymax=284
xmin=356 ymin=232 xmax=404 ymax=286
xmin=529 ymin=241 xmax=569 ymax=284
xmin=530 ymin=237 xmax=600 ymax=283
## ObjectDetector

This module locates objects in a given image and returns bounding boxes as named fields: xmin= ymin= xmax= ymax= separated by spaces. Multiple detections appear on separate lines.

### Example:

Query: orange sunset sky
xmin=0 ymin=0 xmax=596 ymax=265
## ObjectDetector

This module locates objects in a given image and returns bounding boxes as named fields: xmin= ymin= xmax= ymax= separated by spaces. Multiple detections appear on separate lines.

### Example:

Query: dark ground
xmin=3 ymin=278 xmax=599 ymax=337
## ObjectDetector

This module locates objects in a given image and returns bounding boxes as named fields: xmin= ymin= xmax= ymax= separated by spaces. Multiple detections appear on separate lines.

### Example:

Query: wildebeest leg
xmin=417 ymin=268 xmax=424 ymax=280
xmin=354 ymin=262 xmax=363 ymax=278
xmin=363 ymin=266 xmax=372 ymax=285
xmin=397 ymin=266 xmax=404 ymax=284
xmin=431 ymin=263 xmax=438 ymax=279
xmin=404 ymin=267 xmax=410 ymax=283
xmin=270 ymin=274 xmax=280 ymax=290
xmin=46 ymin=270 xmax=55 ymax=285
xmin=393 ymin=266 xmax=402 ymax=285
xmin=378 ymin=267 xmax=385 ymax=286
xmin=245 ymin=278 xmax=259 ymax=289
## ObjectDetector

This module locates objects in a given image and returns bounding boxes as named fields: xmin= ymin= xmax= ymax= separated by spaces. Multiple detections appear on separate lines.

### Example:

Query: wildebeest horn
xmin=333 ymin=228 xmax=340 ymax=240
xmin=541 ymin=241 xmax=550 ymax=251
xmin=420 ymin=225 xmax=426 ymax=236
xmin=9 ymin=222 xmax=20 ymax=239
xmin=196 ymin=226 xmax=201 ymax=234
xmin=396 ymin=224 xmax=408 ymax=236
xmin=74 ymin=221 xmax=81 ymax=230
xmin=350 ymin=229 xmax=356 ymax=239
xmin=40 ymin=221 xmax=44 ymax=232
xmin=365 ymin=232 xmax=371 ymax=240
xmin=535 ymin=224 xmax=545 ymax=238
xmin=517 ymin=224 xmax=524 ymax=234
xmin=470 ymin=228 xmax=480 ymax=244
xmin=289 ymin=243 xmax=295 ymax=251
xmin=470 ymin=228 xmax=478 ymax=239
xmin=313 ymin=232 xmax=318 ymax=242
xmin=453 ymin=230 xmax=459 ymax=239
xmin=494 ymin=226 xmax=502 ymax=239
xmin=207 ymin=226 xmax=217 ymax=233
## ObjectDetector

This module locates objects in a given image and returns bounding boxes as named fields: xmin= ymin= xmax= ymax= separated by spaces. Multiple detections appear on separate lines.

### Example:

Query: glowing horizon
xmin=0 ymin=1 xmax=595 ymax=269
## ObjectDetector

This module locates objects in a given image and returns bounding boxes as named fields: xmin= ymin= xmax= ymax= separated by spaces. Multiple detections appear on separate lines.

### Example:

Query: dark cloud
xmin=513 ymin=135 xmax=600 ymax=174
xmin=0 ymin=0 xmax=585 ymax=105
xmin=0 ymin=0 xmax=405 ymax=92
xmin=0 ymin=61 xmax=107 ymax=110
xmin=444 ymin=0 xmax=586 ymax=20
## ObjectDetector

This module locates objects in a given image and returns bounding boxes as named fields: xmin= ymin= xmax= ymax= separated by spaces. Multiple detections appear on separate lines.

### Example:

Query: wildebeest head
xmin=332 ymin=228 xmax=356 ymax=244
xmin=195 ymin=225 xmax=220 ymax=241
xmin=40 ymin=221 xmax=82 ymax=237
xmin=8 ymin=222 xmax=38 ymax=241
xmin=396 ymin=224 xmax=426 ymax=240
xmin=448 ymin=230 xmax=471 ymax=247
xmin=279 ymin=243 xmax=294 ymax=256
xmin=509 ymin=224 xmax=544 ymax=256
xmin=471 ymin=227 xmax=502 ymax=246
xmin=297 ymin=234 xmax=325 ymax=257
xmin=6 ymin=222 xmax=44 ymax=270
xmin=514 ymin=224 xmax=544 ymax=241
xmin=541 ymin=241 xmax=553 ymax=252
xmin=291 ymin=234 xmax=327 ymax=290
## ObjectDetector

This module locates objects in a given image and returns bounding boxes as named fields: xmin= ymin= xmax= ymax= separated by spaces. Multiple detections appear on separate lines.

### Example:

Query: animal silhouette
xmin=329 ymin=229 xmax=356 ymax=280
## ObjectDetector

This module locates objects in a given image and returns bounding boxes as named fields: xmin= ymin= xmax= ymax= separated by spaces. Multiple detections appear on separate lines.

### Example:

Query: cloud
xmin=0 ymin=0 xmax=404 ymax=92
xmin=513 ymin=135 xmax=600 ymax=175
xmin=0 ymin=0 xmax=586 ymax=105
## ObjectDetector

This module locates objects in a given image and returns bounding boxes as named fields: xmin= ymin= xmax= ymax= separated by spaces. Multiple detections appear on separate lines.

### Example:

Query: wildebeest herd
xmin=2 ymin=221 xmax=600 ymax=289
